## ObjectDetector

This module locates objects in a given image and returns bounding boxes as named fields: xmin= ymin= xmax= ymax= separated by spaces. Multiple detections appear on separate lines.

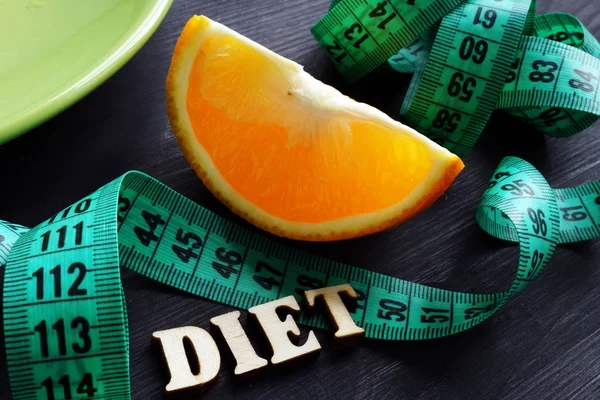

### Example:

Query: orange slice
xmin=166 ymin=15 xmax=464 ymax=241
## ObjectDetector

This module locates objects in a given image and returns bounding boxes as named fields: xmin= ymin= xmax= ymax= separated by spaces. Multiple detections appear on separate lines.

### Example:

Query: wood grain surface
xmin=1 ymin=0 xmax=599 ymax=399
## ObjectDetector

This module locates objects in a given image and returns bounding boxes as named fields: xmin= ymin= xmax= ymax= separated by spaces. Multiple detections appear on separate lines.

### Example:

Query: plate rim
xmin=0 ymin=0 xmax=174 ymax=145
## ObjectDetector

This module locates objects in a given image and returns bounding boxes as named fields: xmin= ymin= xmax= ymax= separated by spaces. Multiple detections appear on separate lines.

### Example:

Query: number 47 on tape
xmin=152 ymin=284 xmax=363 ymax=393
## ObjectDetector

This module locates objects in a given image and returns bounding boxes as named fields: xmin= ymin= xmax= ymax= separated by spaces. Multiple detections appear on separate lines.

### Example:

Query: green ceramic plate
xmin=0 ymin=0 xmax=173 ymax=145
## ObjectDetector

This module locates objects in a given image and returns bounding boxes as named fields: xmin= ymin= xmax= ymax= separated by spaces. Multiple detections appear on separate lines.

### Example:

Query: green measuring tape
xmin=1 ymin=0 xmax=599 ymax=399
xmin=312 ymin=0 xmax=600 ymax=156
xmin=1 ymin=158 xmax=599 ymax=399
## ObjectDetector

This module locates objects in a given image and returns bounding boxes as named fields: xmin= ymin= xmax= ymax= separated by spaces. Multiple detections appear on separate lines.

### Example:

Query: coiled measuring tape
xmin=312 ymin=0 xmax=600 ymax=156
xmin=1 ymin=158 xmax=599 ymax=399
xmin=1 ymin=1 xmax=599 ymax=399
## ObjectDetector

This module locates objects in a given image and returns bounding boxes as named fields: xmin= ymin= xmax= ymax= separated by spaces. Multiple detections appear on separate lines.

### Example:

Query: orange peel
xmin=166 ymin=15 xmax=464 ymax=241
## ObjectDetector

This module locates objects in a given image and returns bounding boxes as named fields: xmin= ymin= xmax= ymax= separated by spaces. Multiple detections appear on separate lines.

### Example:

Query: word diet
xmin=153 ymin=284 xmax=364 ymax=393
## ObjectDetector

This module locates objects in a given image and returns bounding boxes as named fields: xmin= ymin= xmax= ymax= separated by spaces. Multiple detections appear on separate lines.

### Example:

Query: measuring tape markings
xmin=311 ymin=0 xmax=465 ymax=82
xmin=388 ymin=35 xmax=429 ymax=72
xmin=2 ymin=156 xmax=599 ymax=399
xmin=389 ymin=11 xmax=600 ymax=140
xmin=554 ymin=182 xmax=600 ymax=242
xmin=403 ymin=0 xmax=533 ymax=156
xmin=312 ymin=0 xmax=600 ymax=155
xmin=512 ymin=11 xmax=600 ymax=140
xmin=500 ymin=36 xmax=600 ymax=138
xmin=0 ymin=1 xmax=599 ymax=398
xmin=533 ymin=13 xmax=600 ymax=58
xmin=3 ymin=184 xmax=131 ymax=399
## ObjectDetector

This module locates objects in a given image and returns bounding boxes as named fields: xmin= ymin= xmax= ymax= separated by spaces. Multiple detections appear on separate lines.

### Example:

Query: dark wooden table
xmin=1 ymin=0 xmax=599 ymax=399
